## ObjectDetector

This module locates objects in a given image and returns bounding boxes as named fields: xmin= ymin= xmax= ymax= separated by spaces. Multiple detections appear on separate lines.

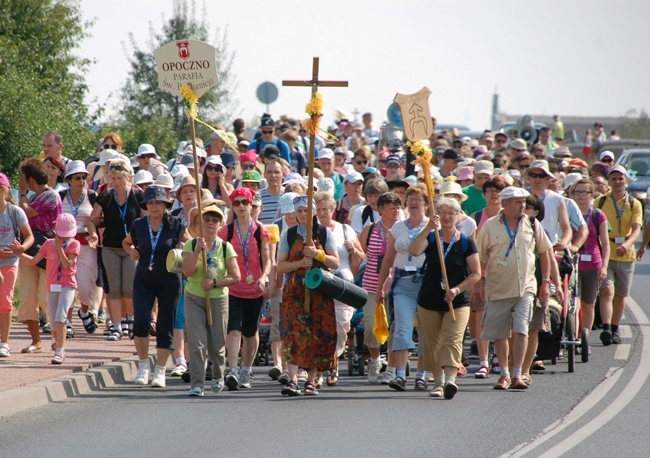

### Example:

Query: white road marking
xmin=501 ymin=296 xmax=649 ymax=457
xmin=614 ymin=343 xmax=631 ymax=360
xmin=619 ymin=325 xmax=631 ymax=338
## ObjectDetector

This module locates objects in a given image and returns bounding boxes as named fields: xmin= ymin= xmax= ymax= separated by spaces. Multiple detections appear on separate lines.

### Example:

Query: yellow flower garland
xmin=180 ymin=83 xmax=199 ymax=119
xmin=302 ymin=91 xmax=324 ymax=135
xmin=407 ymin=140 xmax=433 ymax=166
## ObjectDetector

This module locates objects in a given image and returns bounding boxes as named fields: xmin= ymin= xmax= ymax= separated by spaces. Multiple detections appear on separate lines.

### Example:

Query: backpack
xmin=58 ymin=189 xmax=97 ymax=207
xmin=420 ymin=231 xmax=470 ymax=275
xmin=191 ymin=238 xmax=229 ymax=264
xmin=286 ymin=224 xmax=328 ymax=251
xmin=472 ymin=209 xmax=483 ymax=224
xmin=226 ymin=221 xmax=262 ymax=263
xmin=597 ymin=194 xmax=637 ymax=213
xmin=361 ymin=205 xmax=375 ymax=227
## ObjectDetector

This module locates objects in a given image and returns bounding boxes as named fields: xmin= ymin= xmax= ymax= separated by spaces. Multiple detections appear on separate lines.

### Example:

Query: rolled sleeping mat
xmin=166 ymin=248 xmax=184 ymax=274
xmin=305 ymin=268 xmax=368 ymax=309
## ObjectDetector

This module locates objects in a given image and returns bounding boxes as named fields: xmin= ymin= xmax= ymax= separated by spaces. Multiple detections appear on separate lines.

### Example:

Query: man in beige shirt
xmin=476 ymin=187 xmax=552 ymax=391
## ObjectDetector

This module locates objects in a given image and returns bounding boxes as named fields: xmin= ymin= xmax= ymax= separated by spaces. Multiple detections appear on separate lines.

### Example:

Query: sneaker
xmin=456 ymin=365 xmax=468 ymax=378
xmin=170 ymin=363 xmax=187 ymax=377
xmin=211 ymin=379 xmax=225 ymax=393
xmin=151 ymin=366 xmax=166 ymax=387
xmin=510 ymin=375 xmax=528 ymax=390
xmin=268 ymin=366 xmax=282 ymax=380
xmin=491 ymin=356 xmax=501 ymax=374
xmin=600 ymin=330 xmax=612 ymax=346
xmin=469 ymin=341 xmax=479 ymax=359
xmin=388 ymin=376 xmax=407 ymax=391
xmin=0 ymin=343 xmax=10 ymax=358
xmin=429 ymin=385 xmax=444 ymax=398
xmin=379 ymin=370 xmax=395 ymax=385
xmin=51 ymin=353 xmax=64 ymax=365
xmin=188 ymin=387 xmax=204 ymax=397
xmin=367 ymin=359 xmax=382 ymax=384
xmin=134 ymin=364 xmax=150 ymax=385
xmin=278 ymin=370 xmax=290 ymax=385
xmin=475 ymin=365 xmax=490 ymax=379
xmin=42 ymin=323 xmax=51 ymax=334
xmin=225 ymin=369 xmax=239 ymax=391
xmin=97 ymin=308 xmax=108 ymax=324
xmin=239 ymin=370 xmax=252 ymax=389
xmin=443 ymin=381 xmax=458 ymax=399
xmin=414 ymin=378 xmax=428 ymax=390
xmin=611 ymin=331 xmax=622 ymax=345
xmin=66 ymin=323 xmax=75 ymax=338
xmin=493 ymin=376 xmax=511 ymax=390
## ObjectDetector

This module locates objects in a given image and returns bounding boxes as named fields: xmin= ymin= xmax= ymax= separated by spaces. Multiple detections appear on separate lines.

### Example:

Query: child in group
xmin=21 ymin=213 xmax=80 ymax=364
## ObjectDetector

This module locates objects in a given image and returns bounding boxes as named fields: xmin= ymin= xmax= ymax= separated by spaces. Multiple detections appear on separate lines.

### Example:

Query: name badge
xmin=497 ymin=260 xmax=508 ymax=268
xmin=246 ymin=274 xmax=255 ymax=285
xmin=50 ymin=284 xmax=62 ymax=292
xmin=207 ymin=267 xmax=217 ymax=279
xmin=404 ymin=265 xmax=417 ymax=272
xmin=440 ymin=282 xmax=446 ymax=290
xmin=614 ymin=237 xmax=626 ymax=244
xmin=580 ymin=254 xmax=592 ymax=262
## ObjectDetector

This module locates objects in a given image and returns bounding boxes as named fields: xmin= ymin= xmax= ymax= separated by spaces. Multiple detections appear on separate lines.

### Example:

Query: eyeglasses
xmin=356 ymin=160 xmax=368 ymax=165
xmin=69 ymin=175 xmax=86 ymax=181
xmin=484 ymin=188 xmax=501 ymax=194
xmin=103 ymin=143 xmax=118 ymax=150
xmin=205 ymin=165 xmax=222 ymax=172
xmin=232 ymin=199 xmax=250 ymax=207
xmin=439 ymin=211 xmax=458 ymax=217
xmin=242 ymin=163 xmax=255 ymax=170
xmin=203 ymin=215 xmax=221 ymax=223
xmin=293 ymin=195 xmax=308 ymax=205
xmin=139 ymin=154 xmax=156 ymax=159
xmin=528 ymin=172 xmax=548 ymax=179
xmin=601 ymin=157 xmax=614 ymax=163
xmin=572 ymin=190 xmax=592 ymax=196
xmin=261 ymin=130 xmax=274 ymax=135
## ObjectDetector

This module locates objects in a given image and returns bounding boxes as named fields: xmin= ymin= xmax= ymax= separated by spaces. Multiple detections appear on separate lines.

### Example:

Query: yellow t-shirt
xmin=599 ymin=193 xmax=643 ymax=262
xmin=182 ymin=238 xmax=237 ymax=298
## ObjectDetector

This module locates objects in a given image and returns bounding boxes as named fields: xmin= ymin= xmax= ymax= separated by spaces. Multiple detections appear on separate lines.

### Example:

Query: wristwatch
xmin=213 ymin=278 xmax=217 ymax=288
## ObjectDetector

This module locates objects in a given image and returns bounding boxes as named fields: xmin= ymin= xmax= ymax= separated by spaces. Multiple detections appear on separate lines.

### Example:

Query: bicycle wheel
xmin=566 ymin=313 xmax=576 ymax=373
xmin=581 ymin=328 xmax=589 ymax=363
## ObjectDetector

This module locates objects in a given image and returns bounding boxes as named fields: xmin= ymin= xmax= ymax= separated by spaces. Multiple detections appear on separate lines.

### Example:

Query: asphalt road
xmin=2 ymin=259 xmax=649 ymax=457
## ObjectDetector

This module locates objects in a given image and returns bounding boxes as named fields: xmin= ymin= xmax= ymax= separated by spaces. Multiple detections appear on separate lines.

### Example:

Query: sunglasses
xmin=232 ymin=199 xmax=250 ymax=207
xmin=261 ymin=130 xmax=274 ymax=135
xmin=205 ymin=165 xmax=223 ymax=172
xmin=103 ymin=143 xmax=118 ymax=150
xmin=109 ymin=164 xmax=127 ymax=172
xmin=139 ymin=153 xmax=156 ymax=159
xmin=242 ymin=163 xmax=255 ymax=170
xmin=203 ymin=215 xmax=221 ymax=223
xmin=69 ymin=175 xmax=87 ymax=181
xmin=528 ymin=172 xmax=548 ymax=179
xmin=356 ymin=160 xmax=368 ymax=165
xmin=601 ymin=157 xmax=614 ymax=163
xmin=293 ymin=195 xmax=308 ymax=205
xmin=386 ymin=163 xmax=400 ymax=169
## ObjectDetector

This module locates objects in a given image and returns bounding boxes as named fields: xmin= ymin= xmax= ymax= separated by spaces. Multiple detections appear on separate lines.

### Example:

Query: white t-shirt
xmin=390 ymin=219 xmax=428 ymax=270
xmin=351 ymin=205 xmax=405 ymax=234
xmin=330 ymin=222 xmax=357 ymax=283
xmin=0 ymin=204 xmax=28 ymax=268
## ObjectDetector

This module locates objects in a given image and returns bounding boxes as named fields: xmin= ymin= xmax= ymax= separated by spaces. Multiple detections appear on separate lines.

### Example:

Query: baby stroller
xmin=347 ymin=308 xmax=366 ymax=376
xmin=254 ymin=300 xmax=272 ymax=366
xmin=536 ymin=250 xmax=587 ymax=372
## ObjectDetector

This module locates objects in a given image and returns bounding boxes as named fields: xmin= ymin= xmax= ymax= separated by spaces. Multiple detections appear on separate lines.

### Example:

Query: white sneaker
xmin=379 ymin=371 xmax=395 ymax=385
xmin=368 ymin=359 xmax=381 ymax=384
xmin=0 ymin=343 xmax=10 ymax=357
xmin=239 ymin=370 xmax=252 ymax=389
xmin=188 ymin=386 xmax=204 ymax=397
xmin=134 ymin=363 xmax=150 ymax=385
xmin=170 ymin=363 xmax=187 ymax=377
xmin=151 ymin=366 xmax=166 ymax=387
xmin=211 ymin=379 xmax=225 ymax=393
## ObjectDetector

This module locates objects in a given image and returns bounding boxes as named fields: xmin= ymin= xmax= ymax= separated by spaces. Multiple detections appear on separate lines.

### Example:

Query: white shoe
xmin=379 ymin=371 xmax=395 ymax=385
xmin=134 ymin=364 xmax=150 ymax=385
xmin=0 ymin=343 xmax=10 ymax=357
xmin=188 ymin=386 xmax=204 ymax=397
xmin=151 ymin=366 xmax=166 ymax=387
xmin=170 ymin=363 xmax=187 ymax=377
xmin=211 ymin=379 xmax=225 ymax=393
xmin=368 ymin=359 xmax=381 ymax=384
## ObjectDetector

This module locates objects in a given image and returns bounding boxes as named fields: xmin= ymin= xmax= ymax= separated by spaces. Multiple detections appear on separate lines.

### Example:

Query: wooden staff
xmin=189 ymin=119 xmax=212 ymax=325
xmin=420 ymin=162 xmax=456 ymax=321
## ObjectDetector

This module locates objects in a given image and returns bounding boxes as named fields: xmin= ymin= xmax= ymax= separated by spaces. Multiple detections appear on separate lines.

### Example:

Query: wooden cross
xmin=283 ymin=57 xmax=348 ymax=312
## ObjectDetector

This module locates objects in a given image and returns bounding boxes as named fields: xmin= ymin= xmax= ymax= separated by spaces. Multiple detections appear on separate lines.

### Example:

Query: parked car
xmin=614 ymin=149 xmax=650 ymax=223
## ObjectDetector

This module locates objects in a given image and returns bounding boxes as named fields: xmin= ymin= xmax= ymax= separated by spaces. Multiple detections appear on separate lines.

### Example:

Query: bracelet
xmin=542 ymin=278 xmax=550 ymax=283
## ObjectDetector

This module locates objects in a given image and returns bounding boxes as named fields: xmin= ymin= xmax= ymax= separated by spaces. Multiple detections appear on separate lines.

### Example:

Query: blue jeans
xmin=389 ymin=275 xmax=421 ymax=351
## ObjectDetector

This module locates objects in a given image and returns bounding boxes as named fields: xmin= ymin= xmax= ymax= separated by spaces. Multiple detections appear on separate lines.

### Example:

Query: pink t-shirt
xmin=218 ymin=220 xmax=269 ymax=299
xmin=40 ymin=238 xmax=80 ymax=288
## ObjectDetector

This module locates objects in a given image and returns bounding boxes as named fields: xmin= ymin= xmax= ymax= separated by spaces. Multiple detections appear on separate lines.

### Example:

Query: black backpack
xmin=226 ymin=222 xmax=263 ymax=263
xmin=361 ymin=205 xmax=375 ymax=226
xmin=286 ymin=224 xmax=328 ymax=250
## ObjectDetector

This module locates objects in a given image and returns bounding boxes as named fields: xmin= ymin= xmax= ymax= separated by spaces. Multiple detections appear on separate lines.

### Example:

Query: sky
xmin=77 ymin=0 xmax=650 ymax=131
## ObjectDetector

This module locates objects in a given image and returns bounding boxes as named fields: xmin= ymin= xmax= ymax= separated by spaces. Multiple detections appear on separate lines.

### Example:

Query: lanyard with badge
xmin=115 ymin=191 xmax=129 ymax=236
xmin=611 ymin=194 xmax=627 ymax=243
xmin=147 ymin=216 xmax=162 ymax=271
xmin=498 ymin=215 xmax=520 ymax=269
xmin=440 ymin=230 xmax=459 ymax=289
xmin=50 ymin=240 xmax=70 ymax=292
xmin=404 ymin=218 xmax=425 ymax=275
xmin=206 ymin=240 xmax=218 ymax=279
xmin=579 ymin=209 xmax=594 ymax=262
xmin=236 ymin=219 xmax=254 ymax=284
xmin=67 ymin=189 xmax=85 ymax=218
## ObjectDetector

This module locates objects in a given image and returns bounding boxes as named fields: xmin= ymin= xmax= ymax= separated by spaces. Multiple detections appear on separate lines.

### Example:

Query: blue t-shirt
xmin=130 ymin=215 xmax=184 ymax=274
xmin=291 ymin=149 xmax=308 ymax=174
xmin=248 ymin=138 xmax=291 ymax=163
xmin=0 ymin=204 xmax=28 ymax=268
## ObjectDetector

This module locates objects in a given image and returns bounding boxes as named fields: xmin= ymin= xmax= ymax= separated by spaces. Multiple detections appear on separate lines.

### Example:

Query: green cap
xmin=241 ymin=170 xmax=261 ymax=183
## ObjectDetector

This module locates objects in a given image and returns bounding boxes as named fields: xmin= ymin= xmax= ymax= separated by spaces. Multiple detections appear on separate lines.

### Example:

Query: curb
xmin=0 ymin=354 xmax=158 ymax=418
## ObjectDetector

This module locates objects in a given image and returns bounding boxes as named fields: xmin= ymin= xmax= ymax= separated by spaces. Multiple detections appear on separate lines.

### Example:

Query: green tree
xmin=0 ymin=0 xmax=96 ymax=178
xmin=619 ymin=109 xmax=650 ymax=140
xmin=111 ymin=0 xmax=239 ymax=160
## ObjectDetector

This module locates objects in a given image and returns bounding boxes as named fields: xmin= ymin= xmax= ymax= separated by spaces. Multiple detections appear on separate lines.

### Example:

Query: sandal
xmin=281 ymin=381 xmax=301 ymax=397
xmin=327 ymin=370 xmax=339 ymax=386
xmin=78 ymin=309 xmax=97 ymax=334
xmin=522 ymin=374 xmax=532 ymax=386
xmin=51 ymin=354 xmax=64 ymax=365
xmin=429 ymin=385 xmax=444 ymax=398
xmin=149 ymin=321 xmax=157 ymax=337
xmin=414 ymin=378 xmax=428 ymax=390
xmin=304 ymin=381 xmax=319 ymax=396
xmin=532 ymin=360 xmax=546 ymax=372
xmin=106 ymin=326 xmax=122 ymax=341
xmin=314 ymin=374 xmax=323 ymax=389
xmin=21 ymin=343 xmax=43 ymax=354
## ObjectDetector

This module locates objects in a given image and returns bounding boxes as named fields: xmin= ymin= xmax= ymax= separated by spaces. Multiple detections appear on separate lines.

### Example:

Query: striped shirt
xmin=258 ymin=188 xmax=281 ymax=224
xmin=362 ymin=222 xmax=388 ymax=293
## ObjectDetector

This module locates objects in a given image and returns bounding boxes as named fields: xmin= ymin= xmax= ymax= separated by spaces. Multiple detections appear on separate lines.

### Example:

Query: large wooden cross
xmin=283 ymin=57 xmax=348 ymax=312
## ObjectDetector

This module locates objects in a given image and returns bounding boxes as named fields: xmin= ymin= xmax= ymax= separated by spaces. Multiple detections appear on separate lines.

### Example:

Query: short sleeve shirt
xmin=41 ymin=238 xmax=80 ymax=288
xmin=96 ymin=188 xmax=145 ymax=248
xmin=461 ymin=185 xmax=486 ymax=215
xmin=28 ymin=188 xmax=62 ymax=237
xmin=258 ymin=188 xmax=281 ymax=224
xmin=390 ymin=219 xmax=427 ymax=270
xmin=0 ymin=205 xmax=28 ymax=268
xmin=599 ymin=192 xmax=643 ymax=262
xmin=183 ymin=238 xmax=237 ymax=299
